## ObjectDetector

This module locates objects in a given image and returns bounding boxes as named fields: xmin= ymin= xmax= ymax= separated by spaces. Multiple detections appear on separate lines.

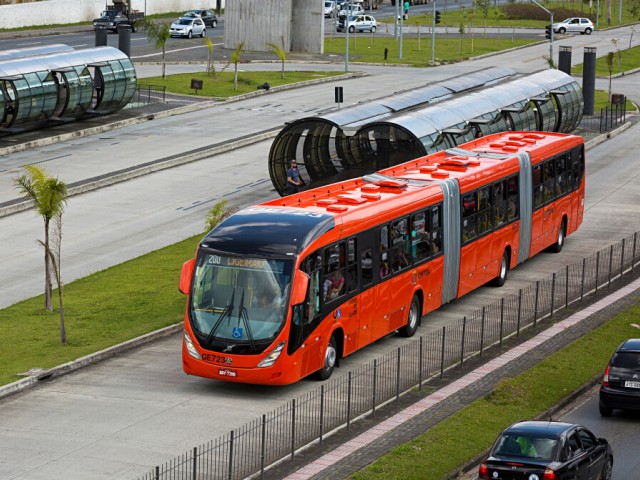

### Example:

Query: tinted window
xmin=611 ymin=351 xmax=640 ymax=368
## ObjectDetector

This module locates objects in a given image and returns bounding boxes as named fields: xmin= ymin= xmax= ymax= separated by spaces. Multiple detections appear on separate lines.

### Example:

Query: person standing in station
xmin=286 ymin=159 xmax=303 ymax=195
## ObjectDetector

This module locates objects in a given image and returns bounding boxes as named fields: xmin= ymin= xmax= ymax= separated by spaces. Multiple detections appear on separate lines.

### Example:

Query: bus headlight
xmin=184 ymin=331 xmax=201 ymax=360
xmin=257 ymin=341 xmax=285 ymax=368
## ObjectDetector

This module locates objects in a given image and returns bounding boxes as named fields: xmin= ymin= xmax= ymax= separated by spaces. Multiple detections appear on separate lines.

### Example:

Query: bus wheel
xmin=315 ymin=335 xmax=337 ymax=380
xmin=399 ymin=295 xmax=420 ymax=337
xmin=550 ymin=220 xmax=566 ymax=253
xmin=493 ymin=250 xmax=510 ymax=287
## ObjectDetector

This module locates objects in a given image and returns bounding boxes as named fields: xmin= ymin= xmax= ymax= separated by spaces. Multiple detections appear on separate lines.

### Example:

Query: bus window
xmin=302 ymin=251 xmax=322 ymax=321
xmin=493 ymin=180 xmax=507 ymax=227
xmin=391 ymin=218 xmax=410 ymax=272
xmin=532 ymin=165 xmax=544 ymax=209
xmin=571 ymin=146 xmax=584 ymax=190
xmin=411 ymin=212 xmax=430 ymax=262
xmin=462 ymin=191 xmax=478 ymax=243
xmin=346 ymin=238 xmax=358 ymax=293
xmin=543 ymin=160 xmax=555 ymax=203
xmin=361 ymin=249 xmax=373 ymax=286
xmin=379 ymin=226 xmax=390 ymax=279
xmin=507 ymin=175 xmax=519 ymax=221
xmin=323 ymin=243 xmax=346 ymax=302
xmin=431 ymin=205 xmax=443 ymax=254
xmin=555 ymin=154 xmax=568 ymax=196
xmin=478 ymin=186 xmax=492 ymax=235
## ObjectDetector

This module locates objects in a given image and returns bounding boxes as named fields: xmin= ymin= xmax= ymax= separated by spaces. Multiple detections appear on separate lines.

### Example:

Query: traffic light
xmin=545 ymin=24 xmax=551 ymax=39
xmin=434 ymin=10 xmax=441 ymax=24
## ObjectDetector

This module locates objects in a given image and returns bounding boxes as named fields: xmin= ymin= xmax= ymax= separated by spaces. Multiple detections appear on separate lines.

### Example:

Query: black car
xmin=183 ymin=9 xmax=217 ymax=28
xmin=479 ymin=421 xmax=613 ymax=480
xmin=599 ymin=338 xmax=640 ymax=416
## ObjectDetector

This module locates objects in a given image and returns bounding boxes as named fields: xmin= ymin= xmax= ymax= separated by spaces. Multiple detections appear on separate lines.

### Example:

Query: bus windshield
xmin=189 ymin=252 xmax=293 ymax=346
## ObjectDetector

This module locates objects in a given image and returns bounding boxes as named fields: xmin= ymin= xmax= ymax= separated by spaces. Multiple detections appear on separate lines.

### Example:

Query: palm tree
xmin=266 ymin=39 xmax=287 ymax=80
xmin=14 ymin=165 xmax=68 ymax=312
xmin=142 ymin=20 xmax=171 ymax=79
xmin=231 ymin=42 xmax=245 ymax=91
xmin=204 ymin=200 xmax=236 ymax=233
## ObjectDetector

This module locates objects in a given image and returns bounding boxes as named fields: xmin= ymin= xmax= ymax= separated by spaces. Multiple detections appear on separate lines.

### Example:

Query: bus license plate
xmin=218 ymin=368 xmax=237 ymax=377
xmin=624 ymin=381 xmax=640 ymax=388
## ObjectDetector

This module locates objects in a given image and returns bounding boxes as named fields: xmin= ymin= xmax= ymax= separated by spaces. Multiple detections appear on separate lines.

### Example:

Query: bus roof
xmin=213 ymin=131 xmax=583 ymax=255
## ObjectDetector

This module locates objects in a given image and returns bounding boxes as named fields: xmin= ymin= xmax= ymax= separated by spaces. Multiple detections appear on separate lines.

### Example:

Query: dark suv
xmin=599 ymin=338 xmax=640 ymax=416
xmin=183 ymin=9 xmax=218 ymax=28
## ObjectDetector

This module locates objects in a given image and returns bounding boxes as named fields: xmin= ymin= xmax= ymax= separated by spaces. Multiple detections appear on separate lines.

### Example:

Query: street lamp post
xmin=530 ymin=0 xmax=553 ymax=66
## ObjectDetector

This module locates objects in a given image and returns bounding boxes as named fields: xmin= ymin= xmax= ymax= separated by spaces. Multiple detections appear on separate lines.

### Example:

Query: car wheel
xmin=398 ymin=295 xmax=420 ymax=337
xmin=600 ymin=456 xmax=613 ymax=480
xmin=187 ymin=30 xmax=193 ymax=39
xmin=201 ymin=28 xmax=206 ymax=37
xmin=585 ymin=27 xmax=592 ymax=34
xmin=213 ymin=20 xmax=217 ymax=28
xmin=550 ymin=220 xmax=566 ymax=253
xmin=371 ymin=26 xmax=376 ymax=33
xmin=493 ymin=250 xmax=510 ymax=287
xmin=559 ymin=27 xmax=566 ymax=34
xmin=599 ymin=402 xmax=613 ymax=417
xmin=349 ymin=25 xmax=355 ymax=33
xmin=314 ymin=335 xmax=337 ymax=380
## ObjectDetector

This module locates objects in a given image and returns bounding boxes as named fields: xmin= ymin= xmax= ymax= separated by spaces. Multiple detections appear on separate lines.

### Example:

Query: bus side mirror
xmin=179 ymin=258 xmax=195 ymax=295
xmin=290 ymin=270 xmax=309 ymax=306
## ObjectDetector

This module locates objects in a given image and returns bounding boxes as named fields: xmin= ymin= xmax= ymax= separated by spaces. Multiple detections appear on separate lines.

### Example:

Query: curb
xmin=0 ymin=322 xmax=182 ymax=401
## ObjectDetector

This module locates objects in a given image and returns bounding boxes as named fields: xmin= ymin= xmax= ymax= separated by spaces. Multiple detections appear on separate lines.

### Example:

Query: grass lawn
xmin=138 ymin=70 xmax=344 ymax=98
xmin=572 ymin=44 xmax=640 ymax=76
xmin=350 ymin=298 xmax=640 ymax=479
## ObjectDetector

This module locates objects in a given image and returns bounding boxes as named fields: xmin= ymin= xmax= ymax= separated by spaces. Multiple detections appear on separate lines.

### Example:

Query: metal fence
xmin=129 ymin=84 xmax=167 ymax=107
xmin=137 ymin=231 xmax=640 ymax=480
xmin=579 ymin=98 xmax=627 ymax=133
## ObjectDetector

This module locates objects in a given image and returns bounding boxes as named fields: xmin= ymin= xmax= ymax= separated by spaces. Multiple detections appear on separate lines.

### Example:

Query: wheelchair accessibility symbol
xmin=232 ymin=327 xmax=243 ymax=339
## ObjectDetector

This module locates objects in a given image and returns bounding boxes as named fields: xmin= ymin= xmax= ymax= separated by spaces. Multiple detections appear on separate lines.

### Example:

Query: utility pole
xmin=345 ymin=0 xmax=350 ymax=72
xmin=530 ymin=0 xmax=553 ymax=66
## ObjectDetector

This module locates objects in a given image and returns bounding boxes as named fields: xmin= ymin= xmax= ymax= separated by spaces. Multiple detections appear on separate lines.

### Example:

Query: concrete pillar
xmin=118 ymin=25 xmax=131 ymax=57
xmin=95 ymin=28 xmax=107 ymax=47
xmin=558 ymin=46 xmax=572 ymax=76
xmin=582 ymin=47 xmax=597 ymax=116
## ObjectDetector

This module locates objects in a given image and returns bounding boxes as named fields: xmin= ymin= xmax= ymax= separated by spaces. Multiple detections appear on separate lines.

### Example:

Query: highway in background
xmin=0 ymin=31 xmax=639 ymax=479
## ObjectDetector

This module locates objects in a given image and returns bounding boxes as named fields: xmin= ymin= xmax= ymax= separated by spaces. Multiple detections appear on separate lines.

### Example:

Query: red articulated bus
xmin=179 ymin=131 xmax=585 ymax=385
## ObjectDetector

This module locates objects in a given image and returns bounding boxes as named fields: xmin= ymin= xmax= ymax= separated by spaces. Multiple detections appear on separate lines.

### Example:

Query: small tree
xmin=14 ymin=165 xmax=68 ymax=312
xmin=605 ymin=51 xmax=615 ymax=103
xmin=42 ymin=213 xmax=67 ymax=344
xmin=266 ymin=39 xmax=287 ymax=80
xmin=231 ymin=42 xmax=245 ymax=91
xmin=204 ymin=36 xmax=218 ymax=78
xmin=204 ymin=200 xmax=237 ymax=233
xmin=142 ymin=20 xmax=171 ymax=79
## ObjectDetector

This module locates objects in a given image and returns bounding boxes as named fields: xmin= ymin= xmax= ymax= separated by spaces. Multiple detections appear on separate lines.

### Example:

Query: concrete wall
xmin=0 ymin=0 xmax=226 ymax=29
xmin=224 ymin=0 xmax=323 ymax=54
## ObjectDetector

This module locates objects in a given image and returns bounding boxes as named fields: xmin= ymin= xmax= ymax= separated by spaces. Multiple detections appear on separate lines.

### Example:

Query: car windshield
xmin=189 ymin=252 xmax=293 ymax=344
xmin=494 ymin=434 xmax=557 ymax=461
xmin=176 ymin=18 xmax=193 ymax=25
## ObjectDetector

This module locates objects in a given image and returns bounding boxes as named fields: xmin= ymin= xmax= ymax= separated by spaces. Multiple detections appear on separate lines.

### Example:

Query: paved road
xmin=0 ymin=30 xmax=639 ymax=479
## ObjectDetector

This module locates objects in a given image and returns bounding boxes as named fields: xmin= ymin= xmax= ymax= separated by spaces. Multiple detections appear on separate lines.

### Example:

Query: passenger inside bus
xmin=323 ymin=269 xmax=345 ymax=302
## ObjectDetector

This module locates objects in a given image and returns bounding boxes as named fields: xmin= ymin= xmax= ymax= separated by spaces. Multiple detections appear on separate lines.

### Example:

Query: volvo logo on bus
xmin=225 ymin=357 xmax=233 ymax=365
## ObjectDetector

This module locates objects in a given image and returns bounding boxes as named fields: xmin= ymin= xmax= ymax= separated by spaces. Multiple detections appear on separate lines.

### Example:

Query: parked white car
xmin=337 ymin=14 xmax=377 ymax=33
xmin=552 ymin=17 xmax=594 ymax=35
xmin=338 ymin=3 xmax=365 ymax=17
xmin=170 ymin=16 xmax=207 ymax=38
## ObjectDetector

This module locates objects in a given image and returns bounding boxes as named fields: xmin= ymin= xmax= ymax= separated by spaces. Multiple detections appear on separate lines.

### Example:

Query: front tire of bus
xmin=550 ymin=220 xmax=566 ymax=253
xmin=493 ymin=250 xmax=510 ymax=287
xmin=399 ymin=295 xmax=420 ymax=337
xmin=315 ymin=335 xmax=337 ymax=381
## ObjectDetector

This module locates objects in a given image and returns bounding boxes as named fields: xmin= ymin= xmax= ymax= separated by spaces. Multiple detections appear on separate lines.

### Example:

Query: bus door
xmin=372 ymin=225 xmax=392 ymax=339
xmin=475 ymin=185 xmax=493 ymax=285
xmin=388 ymin=218 xmax=412 ymax=331
xmin=542 ymin=160 xmax=557 ymax=247
xmin=569 ymin=146 xmax=585 ymax=232
xmin=460 ymin=190 xmax=479 ymax=295
xmin=530 ymin=162 xmax=545 ymax=256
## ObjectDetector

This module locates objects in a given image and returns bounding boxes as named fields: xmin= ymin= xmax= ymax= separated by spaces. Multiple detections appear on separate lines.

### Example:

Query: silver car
xmin=552 ymin=17 xmax=594 ymax=35
xmin=170 ymin=16 xmax=207 ymax=38
xmin=337 ymin=14 xmax=377 ymax=33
